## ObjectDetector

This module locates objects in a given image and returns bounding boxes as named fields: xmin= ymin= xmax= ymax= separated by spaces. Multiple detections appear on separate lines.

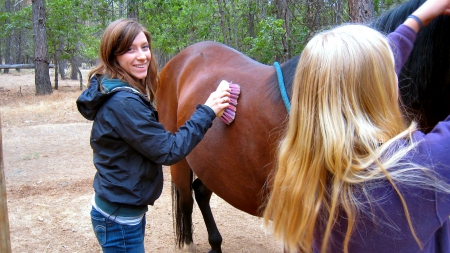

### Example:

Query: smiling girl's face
xmin=116 ymin=31 xmax=151 ymax=80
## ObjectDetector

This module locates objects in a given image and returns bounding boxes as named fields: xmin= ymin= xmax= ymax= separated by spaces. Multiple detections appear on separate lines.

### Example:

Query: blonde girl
xmin=263 ymin=1 xmax=450 ymax=252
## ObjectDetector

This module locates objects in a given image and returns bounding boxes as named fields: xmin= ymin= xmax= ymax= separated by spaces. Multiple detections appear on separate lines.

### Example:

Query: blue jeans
xmin=90 ymin=206 xmax=146 ymax=253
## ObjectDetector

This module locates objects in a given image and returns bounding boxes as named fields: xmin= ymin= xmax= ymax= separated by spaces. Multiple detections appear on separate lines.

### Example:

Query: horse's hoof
xmin=207 ymin=249 xmax=222 ymax=253
xmin=183 ymin=242 xmax=196 ymax=253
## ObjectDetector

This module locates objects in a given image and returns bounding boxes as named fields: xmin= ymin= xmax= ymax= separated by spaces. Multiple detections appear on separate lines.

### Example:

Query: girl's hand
xmin=204 ymin=85 xmax=231 ymax=116
xmin=405 ymin=0 xmax=450 ymax=32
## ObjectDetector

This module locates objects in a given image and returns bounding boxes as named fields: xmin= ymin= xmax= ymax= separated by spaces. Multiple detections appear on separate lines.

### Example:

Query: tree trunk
xmin=0 ymin=39 xmax=3 ymax=65
xmin=32 ymin=0 xmax=52 ymax=95
xmin=348 ymin=0 xmax=374 ymax=23
xmin=70 ymin=58 xmax=79 ymax=80
xmin=127 ymin=0 xmax=139 ymax=20
xmin=222 ymin=0 xmax=233 ymax=46
xmin=334 ymin=0 xmax=343 ymax=25
xmin=248 ymin=2 xmax=255 ymax=38
xmin=13 ymin=0 xmax=25 ymax=73
xmin=0 ymin=115 xmax=12 ymax=253
xmin=77 ymin=67 xmax=83 ymax=90
xmin=4 ymin=0 xmax=11 ymax=74
xmin=15 ymin=33 xmax=23 ymax=72
xmin=59 ymin=60 xmax=66 ymax=80
xmin=229 ymin=0 xmax=238 ymax=49
xmin=216 ymin=0 xmax=229 ymax=45
xmin=54 ymin=58 xmax=59 ymax=90
xmin=275 ymin=0 xmax=290 ymax=61
xmin=109 ymin=0 xmax=115 ymax=17
xmin=305 ymin=0 xmax=322 ymax=39
xmin=119 ymin=0 xmax=124 ymax=17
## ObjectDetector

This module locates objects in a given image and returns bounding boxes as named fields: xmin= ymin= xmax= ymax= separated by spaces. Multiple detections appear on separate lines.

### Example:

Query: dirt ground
xmin=0 ymin=69 xmax=282 ymax=253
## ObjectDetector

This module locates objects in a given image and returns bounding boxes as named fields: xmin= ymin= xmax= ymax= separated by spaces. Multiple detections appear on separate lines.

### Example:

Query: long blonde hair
xmin=88 ymin=19 xmax=159 ymax=102
xmin=263 ymin=25 xmax=424 ymax=253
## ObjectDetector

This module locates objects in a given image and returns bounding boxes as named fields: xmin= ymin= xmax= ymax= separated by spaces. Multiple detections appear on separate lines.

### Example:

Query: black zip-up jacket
xmin=76 ymin=76 xmax=216 ymax=207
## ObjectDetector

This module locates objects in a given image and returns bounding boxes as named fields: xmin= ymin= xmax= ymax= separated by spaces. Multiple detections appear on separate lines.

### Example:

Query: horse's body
xmin=155 ymin=1 xmax=450 ymax=252
xmin=157 ymin=42 xmax=296 ymax=252
xmin=158 ymin=41 xmax=291 ymax=215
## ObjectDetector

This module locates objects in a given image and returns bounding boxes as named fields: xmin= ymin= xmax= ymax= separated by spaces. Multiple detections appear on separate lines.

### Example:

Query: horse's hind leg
xmin=192 ymin=178 xmax=222 ymax=253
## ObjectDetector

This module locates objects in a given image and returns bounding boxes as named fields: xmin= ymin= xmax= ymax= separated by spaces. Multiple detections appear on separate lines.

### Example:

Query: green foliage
xmin=0 ymin=0 xmax=414 ymax=70
xmin=4 ymin=5 xmax=34 ymax=60
xmin=375 ymin=0 xmax=409 ymax=15
xmin=45 ymin=0 xmax=107 ymax=62
xmin=244 ymin=17 xmax=285 ymax=64
xmin=288 ymin=25 xmax=309 ymax=57
xmin=0 ymin=12 xmax=10 ymax=36
xmin=142 ymin=0 xmax=219 ymax=55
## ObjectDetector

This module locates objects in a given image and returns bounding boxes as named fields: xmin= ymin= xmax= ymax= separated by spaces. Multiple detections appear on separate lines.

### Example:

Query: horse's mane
xmin=370 ymin=0 xmax=450 ymax=131
xmin=272 ymin=0 xmax=450 ymax=131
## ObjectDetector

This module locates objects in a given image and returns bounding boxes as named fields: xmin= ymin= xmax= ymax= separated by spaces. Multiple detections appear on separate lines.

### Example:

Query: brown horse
xmin=157 ymin=41 xmax=296 ymax=252
xmin=155 ymin=1 xmax=450 ymax=252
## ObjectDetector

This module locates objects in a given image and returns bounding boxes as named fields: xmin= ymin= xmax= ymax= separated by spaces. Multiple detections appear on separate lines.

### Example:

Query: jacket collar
xmin=100 ymin=76 xmax=130 ymax=94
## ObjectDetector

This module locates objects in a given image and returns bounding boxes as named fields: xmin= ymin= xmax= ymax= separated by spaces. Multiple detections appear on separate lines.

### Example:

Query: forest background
xmin=0 ymin=0 xmax=408 ymax=93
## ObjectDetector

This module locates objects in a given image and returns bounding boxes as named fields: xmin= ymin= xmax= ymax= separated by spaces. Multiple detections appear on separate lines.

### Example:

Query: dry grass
xmin=0 ymin=69 xmax=89 ymax=128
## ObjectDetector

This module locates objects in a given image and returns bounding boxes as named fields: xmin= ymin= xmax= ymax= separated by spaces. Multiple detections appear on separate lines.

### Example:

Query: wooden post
xmin=0 ymin=115 xmax=12 ymax=253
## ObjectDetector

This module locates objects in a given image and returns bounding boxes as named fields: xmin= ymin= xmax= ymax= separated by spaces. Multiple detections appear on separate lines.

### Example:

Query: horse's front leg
xmin=170 ymin=160 xmax=196 ymax=252
xmin=192 ymin=178 xmax=222 ymax=253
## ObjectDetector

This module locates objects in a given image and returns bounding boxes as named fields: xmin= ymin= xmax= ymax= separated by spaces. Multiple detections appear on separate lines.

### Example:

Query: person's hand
xmin=204 ymin=83 xmax=231 ymax=116
xmin=405 ymin=0 xmax=450 ymax=32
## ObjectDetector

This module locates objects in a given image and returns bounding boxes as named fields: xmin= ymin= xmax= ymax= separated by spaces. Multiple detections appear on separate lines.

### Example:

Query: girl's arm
xmin=404 ymin=0 xmax=450 ymax=33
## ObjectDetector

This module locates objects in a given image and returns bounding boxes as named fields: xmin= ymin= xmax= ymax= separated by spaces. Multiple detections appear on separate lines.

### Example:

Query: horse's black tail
xmin=171 ymin=175 xmax=193 ymax=249
xmin=172 ymin=181 xmax=183 ymax=248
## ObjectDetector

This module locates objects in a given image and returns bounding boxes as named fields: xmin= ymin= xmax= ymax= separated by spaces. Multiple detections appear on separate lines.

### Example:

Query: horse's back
xmin=158 ymin=41 xmax=287 ymax=215
xmin=158 ymin=41 xmax=266 ymax=130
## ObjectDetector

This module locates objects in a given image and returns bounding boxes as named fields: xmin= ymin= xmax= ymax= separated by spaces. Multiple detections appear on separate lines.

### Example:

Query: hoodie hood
xmin=77 ymin=75 xmax=139 ymax=120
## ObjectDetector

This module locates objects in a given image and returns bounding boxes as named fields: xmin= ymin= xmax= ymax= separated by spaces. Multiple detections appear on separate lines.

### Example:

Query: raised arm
xmin=404 ymin=0 xmax=450 ymax=33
